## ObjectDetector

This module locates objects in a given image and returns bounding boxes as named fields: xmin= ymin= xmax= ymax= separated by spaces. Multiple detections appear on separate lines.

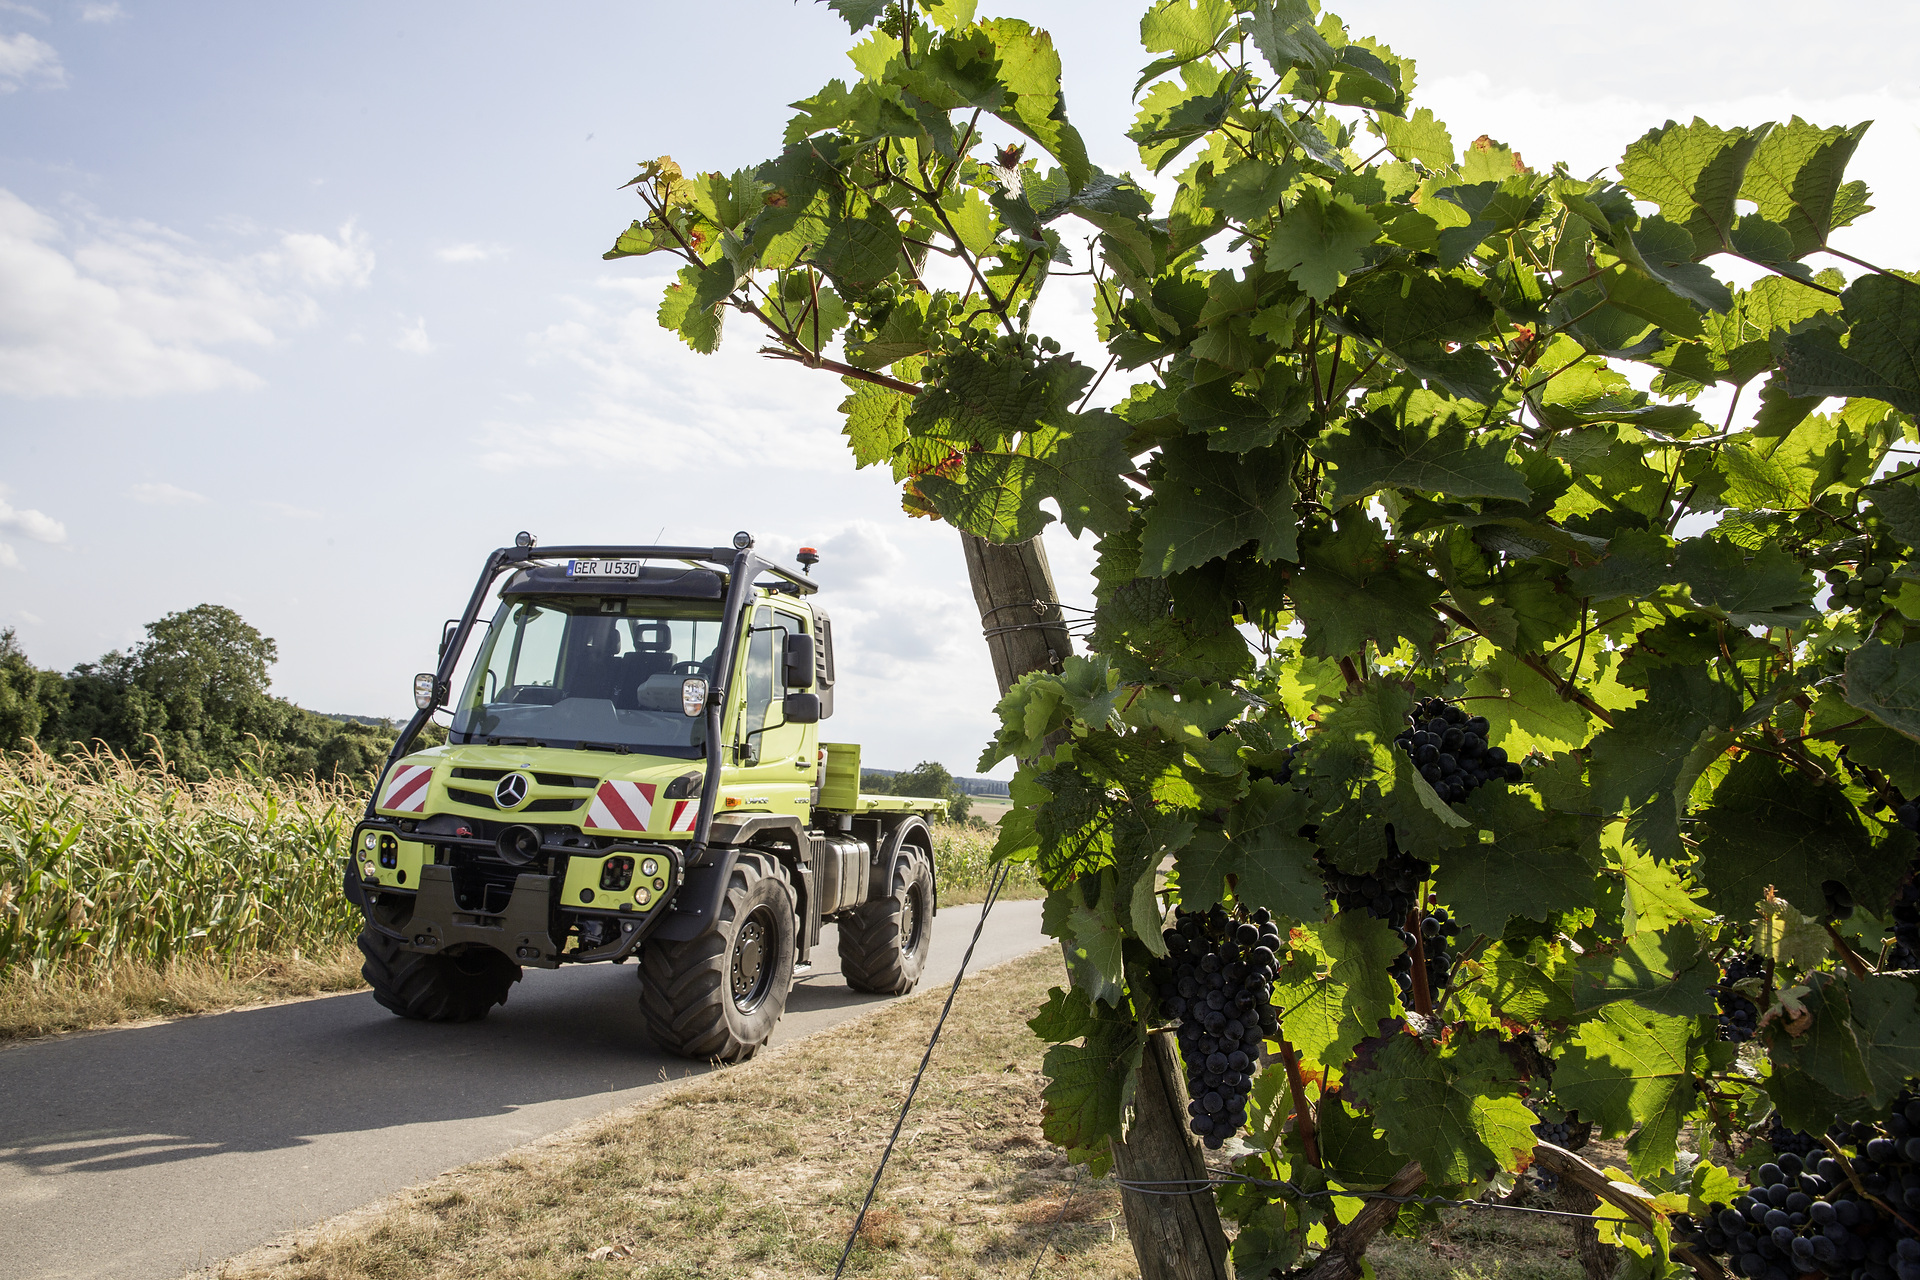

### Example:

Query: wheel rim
xmin=900 ymin=879 xmax=928 ymax=960
xmin=731 ymin=907 xmax=777 ymax=1013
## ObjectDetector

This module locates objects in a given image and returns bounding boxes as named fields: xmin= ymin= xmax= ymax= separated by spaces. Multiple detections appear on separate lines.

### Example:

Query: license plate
xmin=568 ymin=558 xmax=641 ymax=578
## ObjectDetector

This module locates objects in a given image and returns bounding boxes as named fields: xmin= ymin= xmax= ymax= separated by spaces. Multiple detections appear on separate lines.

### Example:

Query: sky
xmin=2 ymin=0 xmax=1916 ymax=778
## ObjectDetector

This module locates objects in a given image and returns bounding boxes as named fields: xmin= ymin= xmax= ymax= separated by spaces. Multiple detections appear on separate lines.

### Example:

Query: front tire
xmin=358 ymin=926 xmax=520 ymax=1022
xmin=838 ymin=843 xmax=934 ymax=995
xmin=638 ymin=851 xmax=796 ymax=1062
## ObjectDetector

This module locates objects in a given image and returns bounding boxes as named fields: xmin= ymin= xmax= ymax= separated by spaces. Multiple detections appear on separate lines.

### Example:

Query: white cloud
xmin=0 ymin=4 xmax=48 ymax=21
xmin=129 ymin=481 xmax=206 ymax=505
xmin=0 ymin=543 xmax=17 ymax=569
xmin=0 ymin=190 xmax=376 ymax=397
xmin=77 ymin=2 xmax=123 ymax=21
xmin=274 ymin=220 xmax=373 ymax=288
xmin=256 ymin=499 xmax=320 ymax=519
xmin=479 ymin=278 xmax=846 ymax=472
xmin=0 ymin=495 xmax=65 ymax=543
xmin=434 ymin=242 xmax=507 ymax=264
xmin=0 ymin=30 xmax=61 ymax=90
xmin=394 ymin=316 xmax=435 ymax=354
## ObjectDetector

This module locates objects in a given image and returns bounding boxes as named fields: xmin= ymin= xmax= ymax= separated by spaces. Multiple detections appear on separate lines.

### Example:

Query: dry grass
xmin=208 ymin=948 xmax=1138 ymax=1280
xmin=0 ymin=943 xmax=366 ymax=1041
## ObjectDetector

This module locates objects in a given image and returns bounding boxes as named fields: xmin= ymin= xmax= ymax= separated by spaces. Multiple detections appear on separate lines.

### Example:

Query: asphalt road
xmin=0 ymin=898 xmax=1046 ymax=1280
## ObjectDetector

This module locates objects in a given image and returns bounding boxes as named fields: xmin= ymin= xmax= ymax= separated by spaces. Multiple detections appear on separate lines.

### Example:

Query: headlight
xmin=363 ymin=832 xmax=377 ymax=852
xmin=640 ymin=857 xmax=658 ymax=877
xmin=362 ymin=861 xmax=377 ymax=878
xmin=635 ymin=887 xmax=651 ymax=906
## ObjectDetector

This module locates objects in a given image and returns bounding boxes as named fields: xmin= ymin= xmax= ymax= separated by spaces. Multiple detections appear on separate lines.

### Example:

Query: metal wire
xmin=833 ymin=861 xmax=1012 ymax=1278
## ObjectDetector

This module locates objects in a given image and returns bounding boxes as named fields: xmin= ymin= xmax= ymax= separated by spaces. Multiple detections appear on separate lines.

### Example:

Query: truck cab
xmin=347 ymin=534 xmax=945 ymax=1061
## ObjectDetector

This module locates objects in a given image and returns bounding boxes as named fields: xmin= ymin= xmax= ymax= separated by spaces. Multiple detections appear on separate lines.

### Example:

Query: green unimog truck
xmin=345 ymin=532 xmax=946 ymax=1061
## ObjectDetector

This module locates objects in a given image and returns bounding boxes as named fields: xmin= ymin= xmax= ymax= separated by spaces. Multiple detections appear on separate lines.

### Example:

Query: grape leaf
xmin=1691 ymin=752 xmax=1901 ymax=919
xmin=1314 ymin=1093 xmax=1409 ymax=1184
xmin=1588 ymin=667 xmax=1739 ymax=824
xmin=1313 ymin=409 xmax=1529 ymax=507
xmin=1289 ymin=510 xmax=1443 ymax=660
xmin=1138 ymin=437 xmax=1298 ymax=573
xmin=1565 ymin=528 xmax=1677 ymax=602
xmin=1554 ymin=1002 xmax=1707 ymax=1177
xmin=1224 ymin=779 xmax=1328 ymax=925
xmin=1569 ymin=927 xmax=1714 ymax=1019
xmin=1028 ymin=984 xmax=1095 ymax=1043
xmin=1673 ymin=536 xmax=1815 ymax=627
xmin=1739 ymin=117 xmax=1871 ymax=257
xmin=1432 ymin=789 xmax=1594 ymax=940
xmin=837 ymin=378 xmax=913 ymax=467
xmin=1040 ymin=1010 xmax=1146 ymax=1173
xmin=1465 ymin=940 xmax=1578 ymax=1025
xmin=1264 ymin=186 xmax=1380 ymax=301
xmin=1774 ymin=274 xmax=1920 ymax=415
xmin=1346 ymin=1033 xmax=1539 ymax=1184
xmin=1618 ymin=118 xmax=1765 ymax=259
xmin=1274 ymin=911 xmax=1404 ymax=1074
xmin=1372 ymin=106 xmax=1454 ymax=168
xmin=1246 ymin=0 xmax=1335 ymax=76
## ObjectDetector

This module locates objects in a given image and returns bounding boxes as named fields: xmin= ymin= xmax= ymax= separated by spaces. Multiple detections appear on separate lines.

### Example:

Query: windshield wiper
xmin=574 ymin=741 xmax=635 ymax=754
xmin=487 ymin=736 xmax=547 ymax=747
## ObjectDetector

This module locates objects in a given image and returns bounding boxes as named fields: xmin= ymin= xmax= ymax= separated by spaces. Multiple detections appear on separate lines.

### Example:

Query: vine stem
xmin=1403 ymin=906 xmax=1433 ymax=1020
xmin=1435 ymin=604 xmax=1616 ymax=726
xmin=1274 ymin=1036 xmax=1321 ymax=1168
xmin=1824 ymin=922 xmax=1875 ymax=978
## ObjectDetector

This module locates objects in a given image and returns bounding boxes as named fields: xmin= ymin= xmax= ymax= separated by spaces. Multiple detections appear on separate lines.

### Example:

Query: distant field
xmin=966 ymin=797 xmax=1012 ymax=824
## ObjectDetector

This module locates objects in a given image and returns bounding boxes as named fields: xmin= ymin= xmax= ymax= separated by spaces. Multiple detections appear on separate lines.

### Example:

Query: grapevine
xmin=611 ymin=0 xmax=1920 ymax=1275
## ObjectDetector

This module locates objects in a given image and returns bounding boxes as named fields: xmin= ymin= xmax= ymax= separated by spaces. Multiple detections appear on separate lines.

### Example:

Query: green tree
xmin=611 ymin=2 xmax=1920 ymax=1275
xmin=889 ymin=759 xmax=973 ymax=822
xmin=0 ymin=629 xmax=67 ymax=751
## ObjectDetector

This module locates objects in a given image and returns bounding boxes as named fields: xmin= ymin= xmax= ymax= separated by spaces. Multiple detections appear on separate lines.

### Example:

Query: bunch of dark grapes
xmin=1885 ymin=801 xmax=1920 ymax=973
xmin=1718 ymin=954 xmax=1765 ymax=1044
xmin=1155 ymin=906 xmax=1283 ymax=1150
xmin=1320 ymin=833 xmax=1431 ymax=922
xmin=1390 ymin=907 xmax=1459 ymax=1004
xmin=1526 ymin=1108 xmax=1591 ymax=1192
xmin=1395 ymin=697 xmax=1522 ymax=805
xmin=1673 ymin=1094 xmax=1920 ymax=1280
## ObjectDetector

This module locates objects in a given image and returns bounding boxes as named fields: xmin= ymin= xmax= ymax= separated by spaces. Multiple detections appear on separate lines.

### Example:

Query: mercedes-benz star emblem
xmin=494 ymin=773 xmax=530 ymax=809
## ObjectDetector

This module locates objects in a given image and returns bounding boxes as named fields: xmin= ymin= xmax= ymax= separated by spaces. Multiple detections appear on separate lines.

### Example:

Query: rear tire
xmin=838 ymin=843 xmax=934 ymax=995
xmin=358 ymin=926 xmax=520 ymax=1022
xmin=638 ymin=851 xmax=795 ymax=1062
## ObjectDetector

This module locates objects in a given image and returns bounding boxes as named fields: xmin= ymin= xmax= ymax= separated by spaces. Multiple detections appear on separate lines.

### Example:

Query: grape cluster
xmin=1395 ymin=697 xmax=1522 ymax=804
xmin=1156 ymin=906 xmax=1283 ymax=1150
xmin=1320 ymin=835 xmax=1432 ymax=922
xmin=1526 ymin=1109 xmax=1591 ymax=1192
xmin=1718 ymin=954 xmax=1765 ymax=1044
xmin=1391 ymin=907 xmax=1459 ymax=1004
xmin=1826 ymin=562 xmax=1899 ymax=613
xmin=1674 ymin=1096 xmax=1920 ymax=1280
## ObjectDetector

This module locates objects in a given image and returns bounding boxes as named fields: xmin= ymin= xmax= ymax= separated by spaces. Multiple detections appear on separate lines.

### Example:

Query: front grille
xmin=452 ymin=767 xmax=506 ymax=782
xmin=535 ymin=773 xmax=597 ymax=789
xmin=446 ymin=787 xmax=583 ymax=813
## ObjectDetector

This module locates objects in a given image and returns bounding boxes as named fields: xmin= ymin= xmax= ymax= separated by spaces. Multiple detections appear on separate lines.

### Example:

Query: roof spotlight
xmin=732 ymin=530 xmax=754 ymax=550
xmin=515 ymin=531 xmax=536 ymax=548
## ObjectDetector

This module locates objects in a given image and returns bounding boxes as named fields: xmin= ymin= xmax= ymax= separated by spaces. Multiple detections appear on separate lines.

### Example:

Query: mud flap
xmin=651 ymin=847 xmax=738 ymax=943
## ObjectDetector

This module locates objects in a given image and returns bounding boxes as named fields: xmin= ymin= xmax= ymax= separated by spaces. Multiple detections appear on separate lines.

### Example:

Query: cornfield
xmin=0 ymin=748 xmax=1034 ymax=987
xmin=0 ymin=746 xmax=364 ymax=981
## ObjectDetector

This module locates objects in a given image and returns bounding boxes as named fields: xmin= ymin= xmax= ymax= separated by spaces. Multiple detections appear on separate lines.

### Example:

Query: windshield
xmin=450 ymin=598 xmax=724 ymax=755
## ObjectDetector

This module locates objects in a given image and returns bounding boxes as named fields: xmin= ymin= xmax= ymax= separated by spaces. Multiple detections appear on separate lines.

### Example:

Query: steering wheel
xmin=670 ymin=660 xmax=705 ymax=676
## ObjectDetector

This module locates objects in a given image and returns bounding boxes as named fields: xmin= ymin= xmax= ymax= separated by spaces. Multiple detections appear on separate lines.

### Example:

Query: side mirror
xmin=782 ymin=692 xmax=820 ymax=724
xmin=681 ymin=677 xmax=710 ymax=717
xmin=413 ymin=673 xmax=438 ymax=710
xmin=437 ymin=619 xmax=460 ymax=658
xmin=783 ymin=633 xmax=815 ymax=688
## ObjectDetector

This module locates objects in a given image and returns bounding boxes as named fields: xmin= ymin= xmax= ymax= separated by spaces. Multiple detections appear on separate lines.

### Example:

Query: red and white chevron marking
xmin=378 ymin=764 xmax=433 ymax=813
xmin=669 ymin=800 xmax=699 ymax=833
xmin=585 ymin=780 xmax=657 ymax=832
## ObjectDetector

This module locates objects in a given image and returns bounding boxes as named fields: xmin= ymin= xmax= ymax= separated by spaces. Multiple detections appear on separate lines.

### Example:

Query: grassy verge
xmin=208 ymin=948 xmax=1136 ymax=1280
xmin=0 ymin=944 xmax=367 ymax=1041
xmin=927 ymin=820 xmax=1041 ymax=904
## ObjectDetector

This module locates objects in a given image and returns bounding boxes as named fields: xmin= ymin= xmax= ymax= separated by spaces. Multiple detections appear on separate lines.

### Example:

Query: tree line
xmin=0 ymin=605 xmax=428 ymax=781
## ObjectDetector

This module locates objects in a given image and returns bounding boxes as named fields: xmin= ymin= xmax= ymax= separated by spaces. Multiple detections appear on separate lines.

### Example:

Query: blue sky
xmin=2 ymin=1 xmax=1916 ymax=776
